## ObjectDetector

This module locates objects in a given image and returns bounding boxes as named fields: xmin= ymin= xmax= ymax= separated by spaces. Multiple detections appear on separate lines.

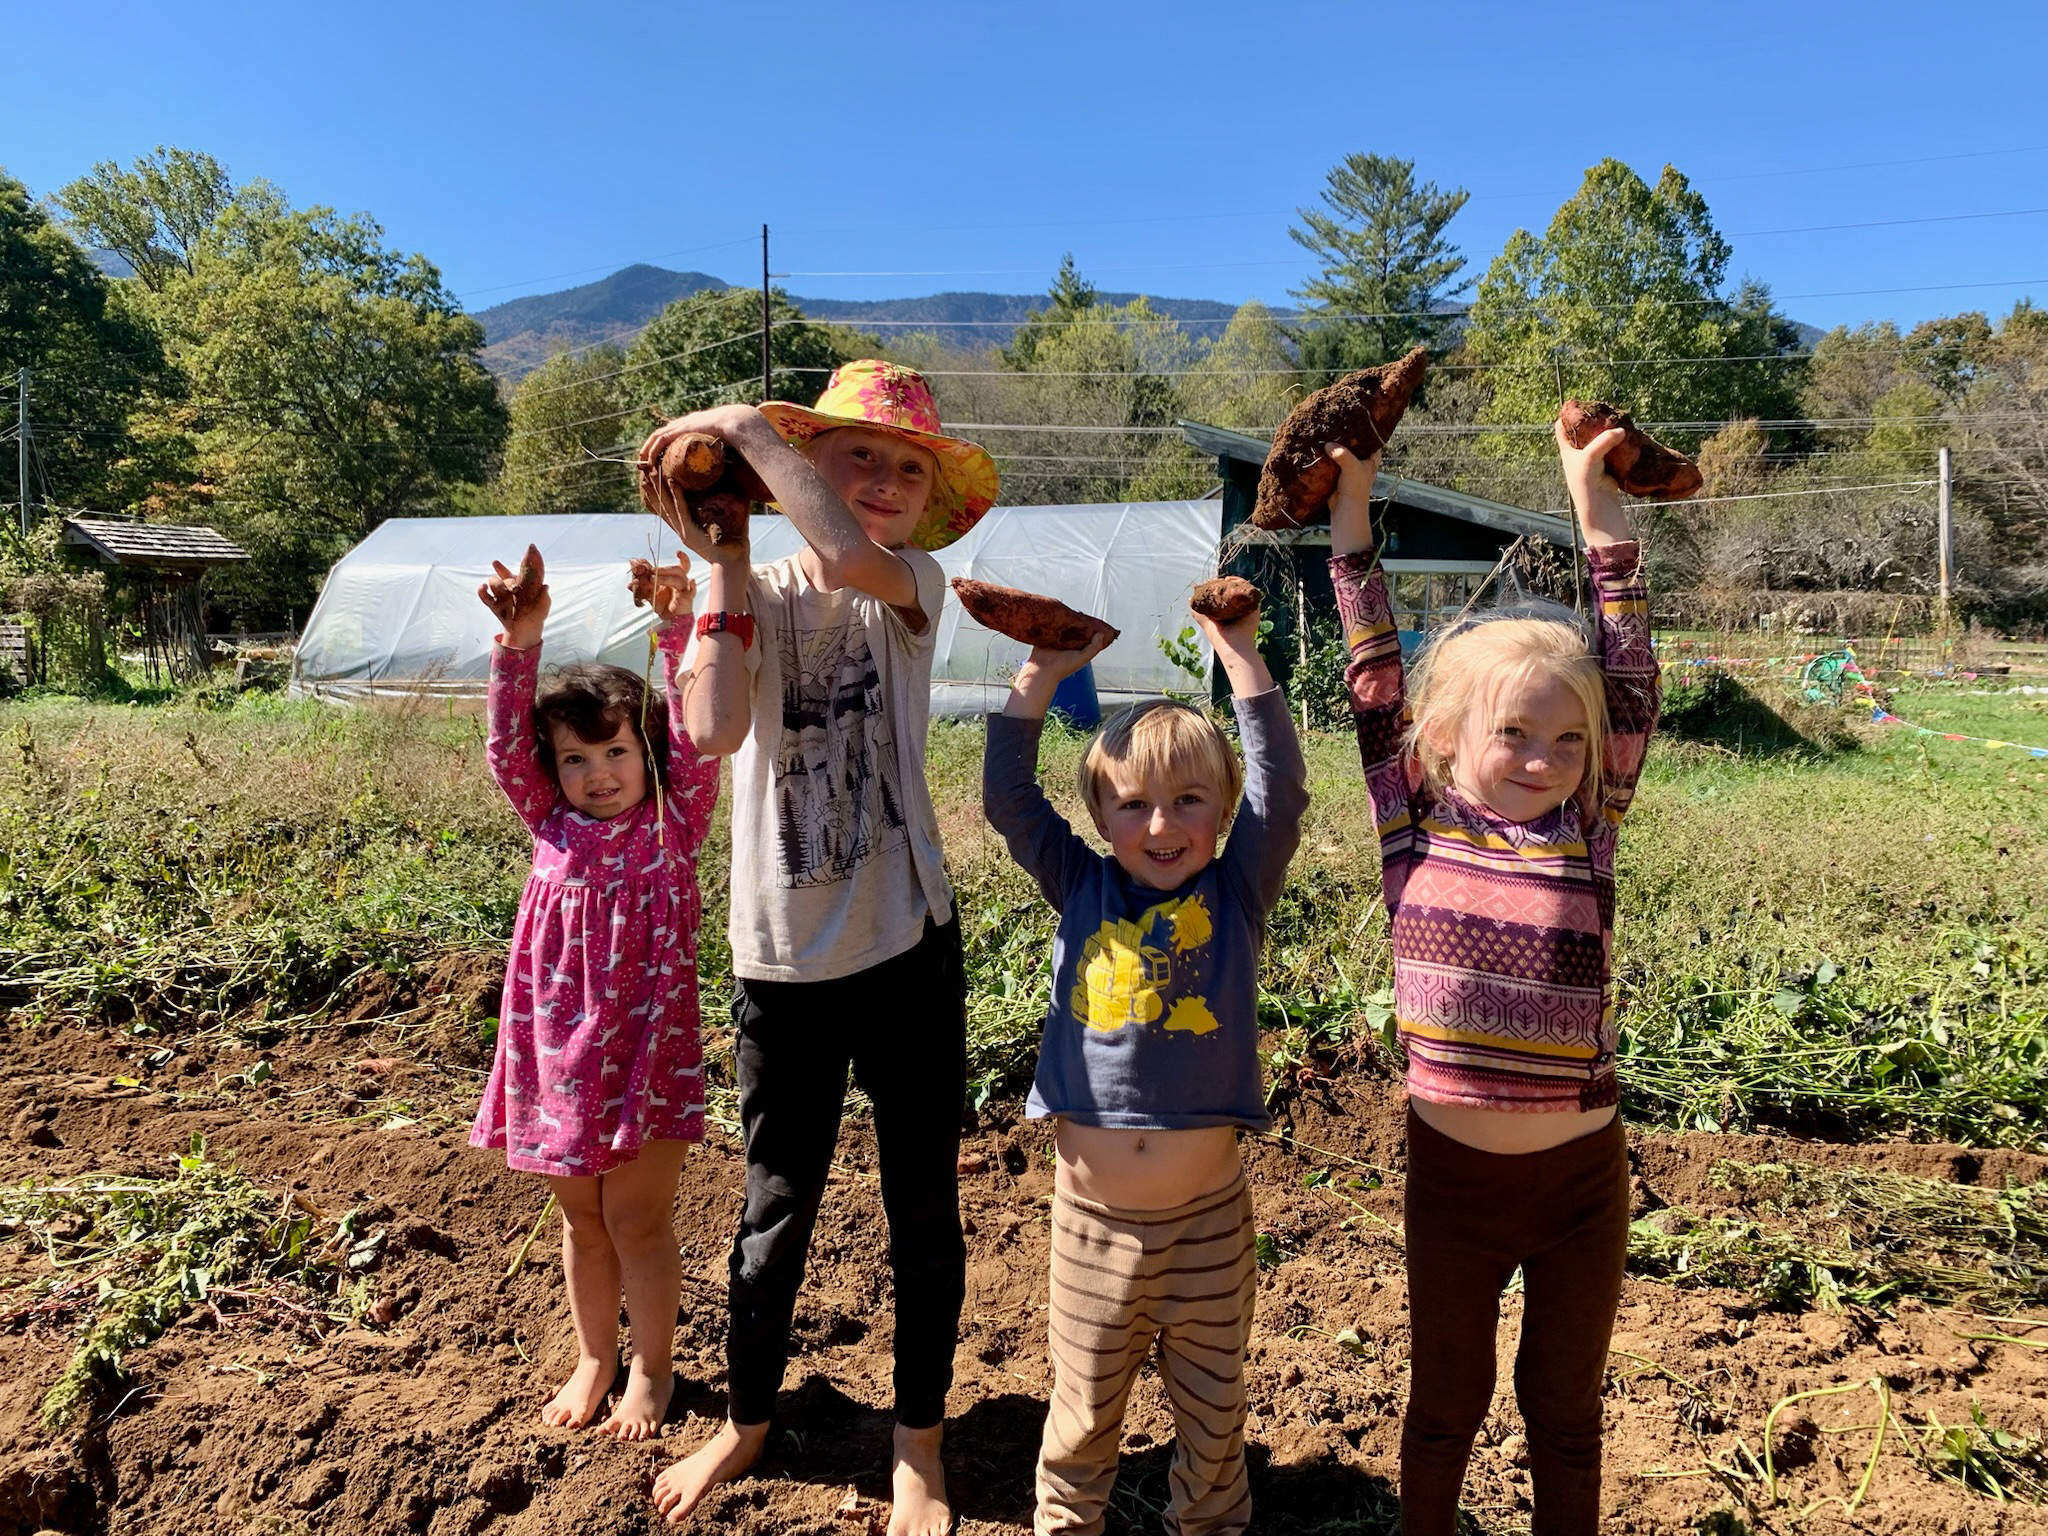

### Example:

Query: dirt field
xmin=2 ymin=976 xmax=2046 ymax=1536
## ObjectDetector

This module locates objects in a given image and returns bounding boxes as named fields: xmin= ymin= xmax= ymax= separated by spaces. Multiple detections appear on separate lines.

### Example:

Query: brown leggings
xmin=1400 ymin=1107 xmax=1629 ymax=1536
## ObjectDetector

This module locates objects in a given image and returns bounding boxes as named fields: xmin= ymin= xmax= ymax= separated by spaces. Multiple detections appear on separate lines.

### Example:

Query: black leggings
xmin=724 ymin=916 xmax=968 ymax=1429
xmin=1400 ymin=1107 xmax=1630 ymax=1536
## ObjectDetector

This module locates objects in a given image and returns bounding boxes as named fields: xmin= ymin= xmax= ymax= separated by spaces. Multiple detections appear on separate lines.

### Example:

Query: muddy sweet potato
xmin=627 ymin=557 xmax=657 ymax=607
xmin=655 ymin=433 xmax=770 ymax=545
xmin=1253 ymin=346 xmax=1428 ymax=530
xmin=1558 ymin=400 xmax=1703 ymax=501
xmin=1189 ymin=576 xmax=1258 ymax=625
xmin=949 ymin=578 xmax=1118 ymax=651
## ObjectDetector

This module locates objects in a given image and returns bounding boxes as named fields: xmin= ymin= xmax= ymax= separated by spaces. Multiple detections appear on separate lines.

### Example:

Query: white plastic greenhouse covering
xmin=291 ymin=502 xmax=1226 ymax=715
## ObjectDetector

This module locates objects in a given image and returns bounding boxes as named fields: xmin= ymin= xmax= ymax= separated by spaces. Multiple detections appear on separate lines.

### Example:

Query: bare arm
xmin=640 ymin=405 xmax=922 ymax=614
xmin=1554 ymin=418 xmax=1634 ymax=548
xmin=635 ymin=476 xmax=757 ymax=759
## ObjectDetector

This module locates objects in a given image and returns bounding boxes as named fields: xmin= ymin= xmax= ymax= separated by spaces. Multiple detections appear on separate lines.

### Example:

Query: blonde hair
xmin=1405 ymin=603 xmax=1607 ymax=806
xmin=1079 ymin=699 xmax=1244 ymax=825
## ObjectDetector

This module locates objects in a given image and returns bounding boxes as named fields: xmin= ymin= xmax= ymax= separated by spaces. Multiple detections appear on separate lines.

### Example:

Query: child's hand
xmin=1326 ymin=442 xmax=1383 ymax=557
xmin=638 ymin=468 xmax=753 ymax=568
xmin=637 ymin=405 xmax=764 ymax=482
xmin=478 ymin=544 xmax=549 ymax=649
xmin=1192 ymin=601 xmax=1277 ymax=699
xmin=1190 ymin=602 xmax=1259 ymax=658
xmin=629 ymin=551 xmax=698 ymax=627
xmin=1554 ymin=415 xmax=1632 ymax=546
xmin=1003 ymin=623 xmax=1117 ymax=719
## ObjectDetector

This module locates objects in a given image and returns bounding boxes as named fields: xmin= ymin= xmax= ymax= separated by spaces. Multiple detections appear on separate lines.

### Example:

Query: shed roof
xmin=62 ymin=518 xmax=250 ymax=569
xmin=1178 ymin=419 xmax=1570 ymax=546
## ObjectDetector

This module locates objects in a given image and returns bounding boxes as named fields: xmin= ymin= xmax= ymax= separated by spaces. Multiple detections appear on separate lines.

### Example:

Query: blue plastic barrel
xmin=1049 ymin=662 xmax=1101 ymax=730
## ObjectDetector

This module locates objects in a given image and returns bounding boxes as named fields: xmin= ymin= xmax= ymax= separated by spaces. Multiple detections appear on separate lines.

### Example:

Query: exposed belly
xmin=1054 ymin=1121 xmax=1241 ymax=1211
xmin=1410 ymin=1095 xmax=1617 ymax=1155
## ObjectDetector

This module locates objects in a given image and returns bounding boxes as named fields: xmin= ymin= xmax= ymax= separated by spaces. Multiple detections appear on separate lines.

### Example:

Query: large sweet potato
xmin=1253 ymin=346 xmax=1428 ymax=530
xmin=1189 ymin=576 xmax=1258 ymax=625
xmin=1558 ymin=400 xmax=1703 ymax=501
xmin=655 ymin=433 xmax=770 ymax=545
xmin=950 ymin=578 xmax=1118 ymax=651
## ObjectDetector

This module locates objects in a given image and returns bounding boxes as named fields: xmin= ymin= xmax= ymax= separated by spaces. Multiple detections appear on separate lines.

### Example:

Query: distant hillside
xmin=472 ymin=261 xmax=1828 ymax=384
xmin=474 ymin=265 xmax=1252 ymax=381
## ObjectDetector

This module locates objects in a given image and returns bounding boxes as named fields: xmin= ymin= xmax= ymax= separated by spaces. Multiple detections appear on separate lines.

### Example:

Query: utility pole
xmin=1937 ymin=445 xmax=1953 ymax=630
xmin=15 ymin=368 xmax=27 ymax=539
xmin=761 ymin=225 xmax=772 ymax=404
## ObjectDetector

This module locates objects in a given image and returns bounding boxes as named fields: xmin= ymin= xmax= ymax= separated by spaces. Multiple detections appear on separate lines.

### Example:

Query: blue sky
xmin=7 ymin=0 xmax=2047 ymax=333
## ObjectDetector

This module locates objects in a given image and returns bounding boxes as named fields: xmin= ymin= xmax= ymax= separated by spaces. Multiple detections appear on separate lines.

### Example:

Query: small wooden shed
xmin=61 ymin=518 xmax=249 ymax=683
xmin=1178 ymin=419 xmax=1574 ymax=684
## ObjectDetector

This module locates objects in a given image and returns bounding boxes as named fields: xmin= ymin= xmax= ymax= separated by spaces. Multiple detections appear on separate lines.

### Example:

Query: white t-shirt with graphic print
xmin=728 ymin=546 xmax=953 ymax=983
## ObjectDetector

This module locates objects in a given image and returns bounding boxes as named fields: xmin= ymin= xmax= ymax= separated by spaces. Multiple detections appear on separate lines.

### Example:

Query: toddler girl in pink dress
xmin=469 ymin=544 xmax=719 ymax=1440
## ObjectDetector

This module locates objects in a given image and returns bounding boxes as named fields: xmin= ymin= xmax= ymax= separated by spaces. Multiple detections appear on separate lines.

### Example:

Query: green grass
xmin=1 ymin=676 xmax=2044 ymax=1148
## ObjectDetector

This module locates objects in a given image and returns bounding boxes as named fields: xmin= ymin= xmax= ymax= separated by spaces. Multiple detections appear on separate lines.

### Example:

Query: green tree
xmin=1181 ymin=301 xmax=1300 ymax=431
xmin=0 ymin=172 xmax=172 ymax=519
xmin=1462 ymin=160 xmax=1802 ymax=445
xmin=1003 ymin=255 xmax=1101 ymax=371
xmin=623 ymin=286 xmax=871 ymax=421
xmin=52 ymin=147 xmax=261 ymax=292
xmin=1902 ymin=311 xmax=1994 ymax=403
xmin=1802 ymin=321 xmax=1904 ymax=442
xmin=1288 ymin=154 xmax=1470 ymax=378
xmin=502 ymin=346 xmax=635 ymax=516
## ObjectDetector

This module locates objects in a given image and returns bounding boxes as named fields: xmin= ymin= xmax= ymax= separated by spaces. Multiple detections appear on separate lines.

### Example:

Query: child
xmin=469 ymin=545 xmax=720 ymax=1442
xmin=1323 ymin=421 xmax=1659 ymax=1535
xmin=983 ymin=599 xmax=1308 ymax=1536
xmin=635 ymin=363 xmax=1000 ymax=1536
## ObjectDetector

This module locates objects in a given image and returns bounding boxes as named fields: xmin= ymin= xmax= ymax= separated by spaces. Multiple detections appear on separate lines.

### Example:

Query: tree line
xmin=4 ymin=147 xmax=2044 ymax=642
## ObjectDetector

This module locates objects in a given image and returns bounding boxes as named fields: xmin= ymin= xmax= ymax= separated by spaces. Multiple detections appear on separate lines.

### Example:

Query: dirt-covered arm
xmin=486 ymin=642 xmax=560 ymax=835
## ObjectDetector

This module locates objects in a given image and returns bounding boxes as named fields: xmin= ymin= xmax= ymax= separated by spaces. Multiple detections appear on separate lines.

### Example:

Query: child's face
xmin=1089 ymin=762 xmax=1226 ymax=892
xmin=549 ymin=716 xmax=648 ymax=819
xmin=805 ymin=427 xmax=937 ymax=548
xmin=1442 ymin=672 xmax=1589 ymax=822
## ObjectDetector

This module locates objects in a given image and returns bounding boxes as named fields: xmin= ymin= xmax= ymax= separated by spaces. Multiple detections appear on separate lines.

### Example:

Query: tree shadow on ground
xmin=1658 ymin=668 xmax=1859 ymax=758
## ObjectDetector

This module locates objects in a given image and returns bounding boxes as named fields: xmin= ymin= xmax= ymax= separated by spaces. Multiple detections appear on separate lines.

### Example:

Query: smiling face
xmin=547 ymin=715 xmax=649 ymax=819
xmin=1089 ymin=762 xmax=1227 ymax=892
xmin=1439 ymin=671 xmax=1591 ymax=823
xmin=804 ymin=426 xmax=937 ymax=548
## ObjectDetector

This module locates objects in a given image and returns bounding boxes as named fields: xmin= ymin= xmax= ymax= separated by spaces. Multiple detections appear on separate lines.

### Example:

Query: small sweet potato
xmin=1254 ymin=346 xmax=1428 ymax=530
xmin=1558 ymin=400 xmax=1703 ymax=501
xmin=950 ymin=578 xmax=1118 ymax=651
xmin=655 ymin=433 xmax=770 ymax=545
xmin=1190 ymin=576 xmax=1258 ymax=624
xmin=627 ymin=557 xmax=657 ymax=607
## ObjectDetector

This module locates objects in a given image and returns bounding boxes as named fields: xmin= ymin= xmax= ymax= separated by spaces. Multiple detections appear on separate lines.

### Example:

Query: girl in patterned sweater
xmin=469 ymin=545 xmax=720 ymax=1441
xmin=1323 ymin=421 xmax=1659 ymax=1535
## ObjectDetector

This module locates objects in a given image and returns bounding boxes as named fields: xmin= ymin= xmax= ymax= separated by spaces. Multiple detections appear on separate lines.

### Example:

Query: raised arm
xmin=1555 ymin=418 xmax=1661 ymax=823
xmin=1323 ymin=445 xmax=1418 ymax=853
xmin=640 ymin=405 xmax=922 ymax=616
xmin=1196 ymin=601 xmax=1307 ymax=912
xmin=478 ymin=546 xmax=560 ymax=833
xmin=987 ymin=630 xmax=1117 ymax=908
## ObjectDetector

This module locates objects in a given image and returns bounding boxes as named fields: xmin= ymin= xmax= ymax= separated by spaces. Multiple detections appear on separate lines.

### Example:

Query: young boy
xmin=983 ymin=600 xmax=1308 ymax=1536
xmin=636 ymin=362 xmax=1000 ymax=1536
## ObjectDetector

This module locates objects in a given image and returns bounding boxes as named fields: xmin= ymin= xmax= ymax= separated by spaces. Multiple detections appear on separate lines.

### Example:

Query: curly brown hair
xmin=532 ymin=663 xmax=671 ymax=791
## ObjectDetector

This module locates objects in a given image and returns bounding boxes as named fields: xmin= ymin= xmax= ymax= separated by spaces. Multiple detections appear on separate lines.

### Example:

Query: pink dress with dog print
xmin=468 ymin=631 xmax=719 ymax=1177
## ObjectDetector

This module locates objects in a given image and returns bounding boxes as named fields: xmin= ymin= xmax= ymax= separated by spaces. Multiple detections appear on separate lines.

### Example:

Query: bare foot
xmin=541 ymin=1355 xmax=612 ymax=1429
xmin=651 ymin=1418 xmax=769 ymax=1524
xmin=889 ymin=1422 xmax=953 ymax=1536
xmin=598 ymin=1364 xmax=674 ymax=1442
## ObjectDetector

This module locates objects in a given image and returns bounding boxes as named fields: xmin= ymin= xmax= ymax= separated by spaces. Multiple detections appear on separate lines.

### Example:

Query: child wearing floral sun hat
xmin=635 ymin=363 xmax=997 ymax=1536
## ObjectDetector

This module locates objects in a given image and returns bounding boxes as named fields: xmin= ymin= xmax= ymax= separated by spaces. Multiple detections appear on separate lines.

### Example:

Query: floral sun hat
xmin=757 ymin=360 xmax=1000 ymax=551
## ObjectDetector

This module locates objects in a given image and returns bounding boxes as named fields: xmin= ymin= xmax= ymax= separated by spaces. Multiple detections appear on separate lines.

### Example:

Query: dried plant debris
xmin=1254 ymin=346 xmax=1428 ymax=530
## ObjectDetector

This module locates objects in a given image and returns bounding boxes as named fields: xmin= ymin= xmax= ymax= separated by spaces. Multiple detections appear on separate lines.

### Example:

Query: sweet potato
xmin=949 ymin=578 xmax=1118 ymax=651
xmin=627 ymin=557 xmax=657 ymax=607
xmin=1558 ymin=400 xmax=1703 ymax=501
xmin=655 ymin=433 xmax=770 ymax=545
xmin=1253 ymin=346 xmax=1428 ymax=530
xmin=1189 ymin=576 xmax=1258 ymax=625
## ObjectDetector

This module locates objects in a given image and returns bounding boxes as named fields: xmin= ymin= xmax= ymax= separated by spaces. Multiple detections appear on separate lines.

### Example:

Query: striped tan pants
xmin=1035 ymin=1173 xmax=1256 ymax=1536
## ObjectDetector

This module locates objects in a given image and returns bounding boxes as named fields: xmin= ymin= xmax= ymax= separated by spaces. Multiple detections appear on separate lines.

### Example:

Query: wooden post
xmin=760 ymin=225 xmax=772 ymax=404
xmin=1936 ymin=445 xmax=1953 ymax=630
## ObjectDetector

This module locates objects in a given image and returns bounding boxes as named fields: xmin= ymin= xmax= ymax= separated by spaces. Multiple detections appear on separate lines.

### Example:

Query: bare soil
xmin=2 ymin=975 xmax=2045 ymax=1536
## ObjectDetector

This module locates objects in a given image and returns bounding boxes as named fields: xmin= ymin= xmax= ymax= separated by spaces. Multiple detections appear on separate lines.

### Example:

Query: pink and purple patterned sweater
xmin=468 ymin=632 xmax=720 ymax=1176
xmin=1330 ymin=543 xmax=1660 ymax=1113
